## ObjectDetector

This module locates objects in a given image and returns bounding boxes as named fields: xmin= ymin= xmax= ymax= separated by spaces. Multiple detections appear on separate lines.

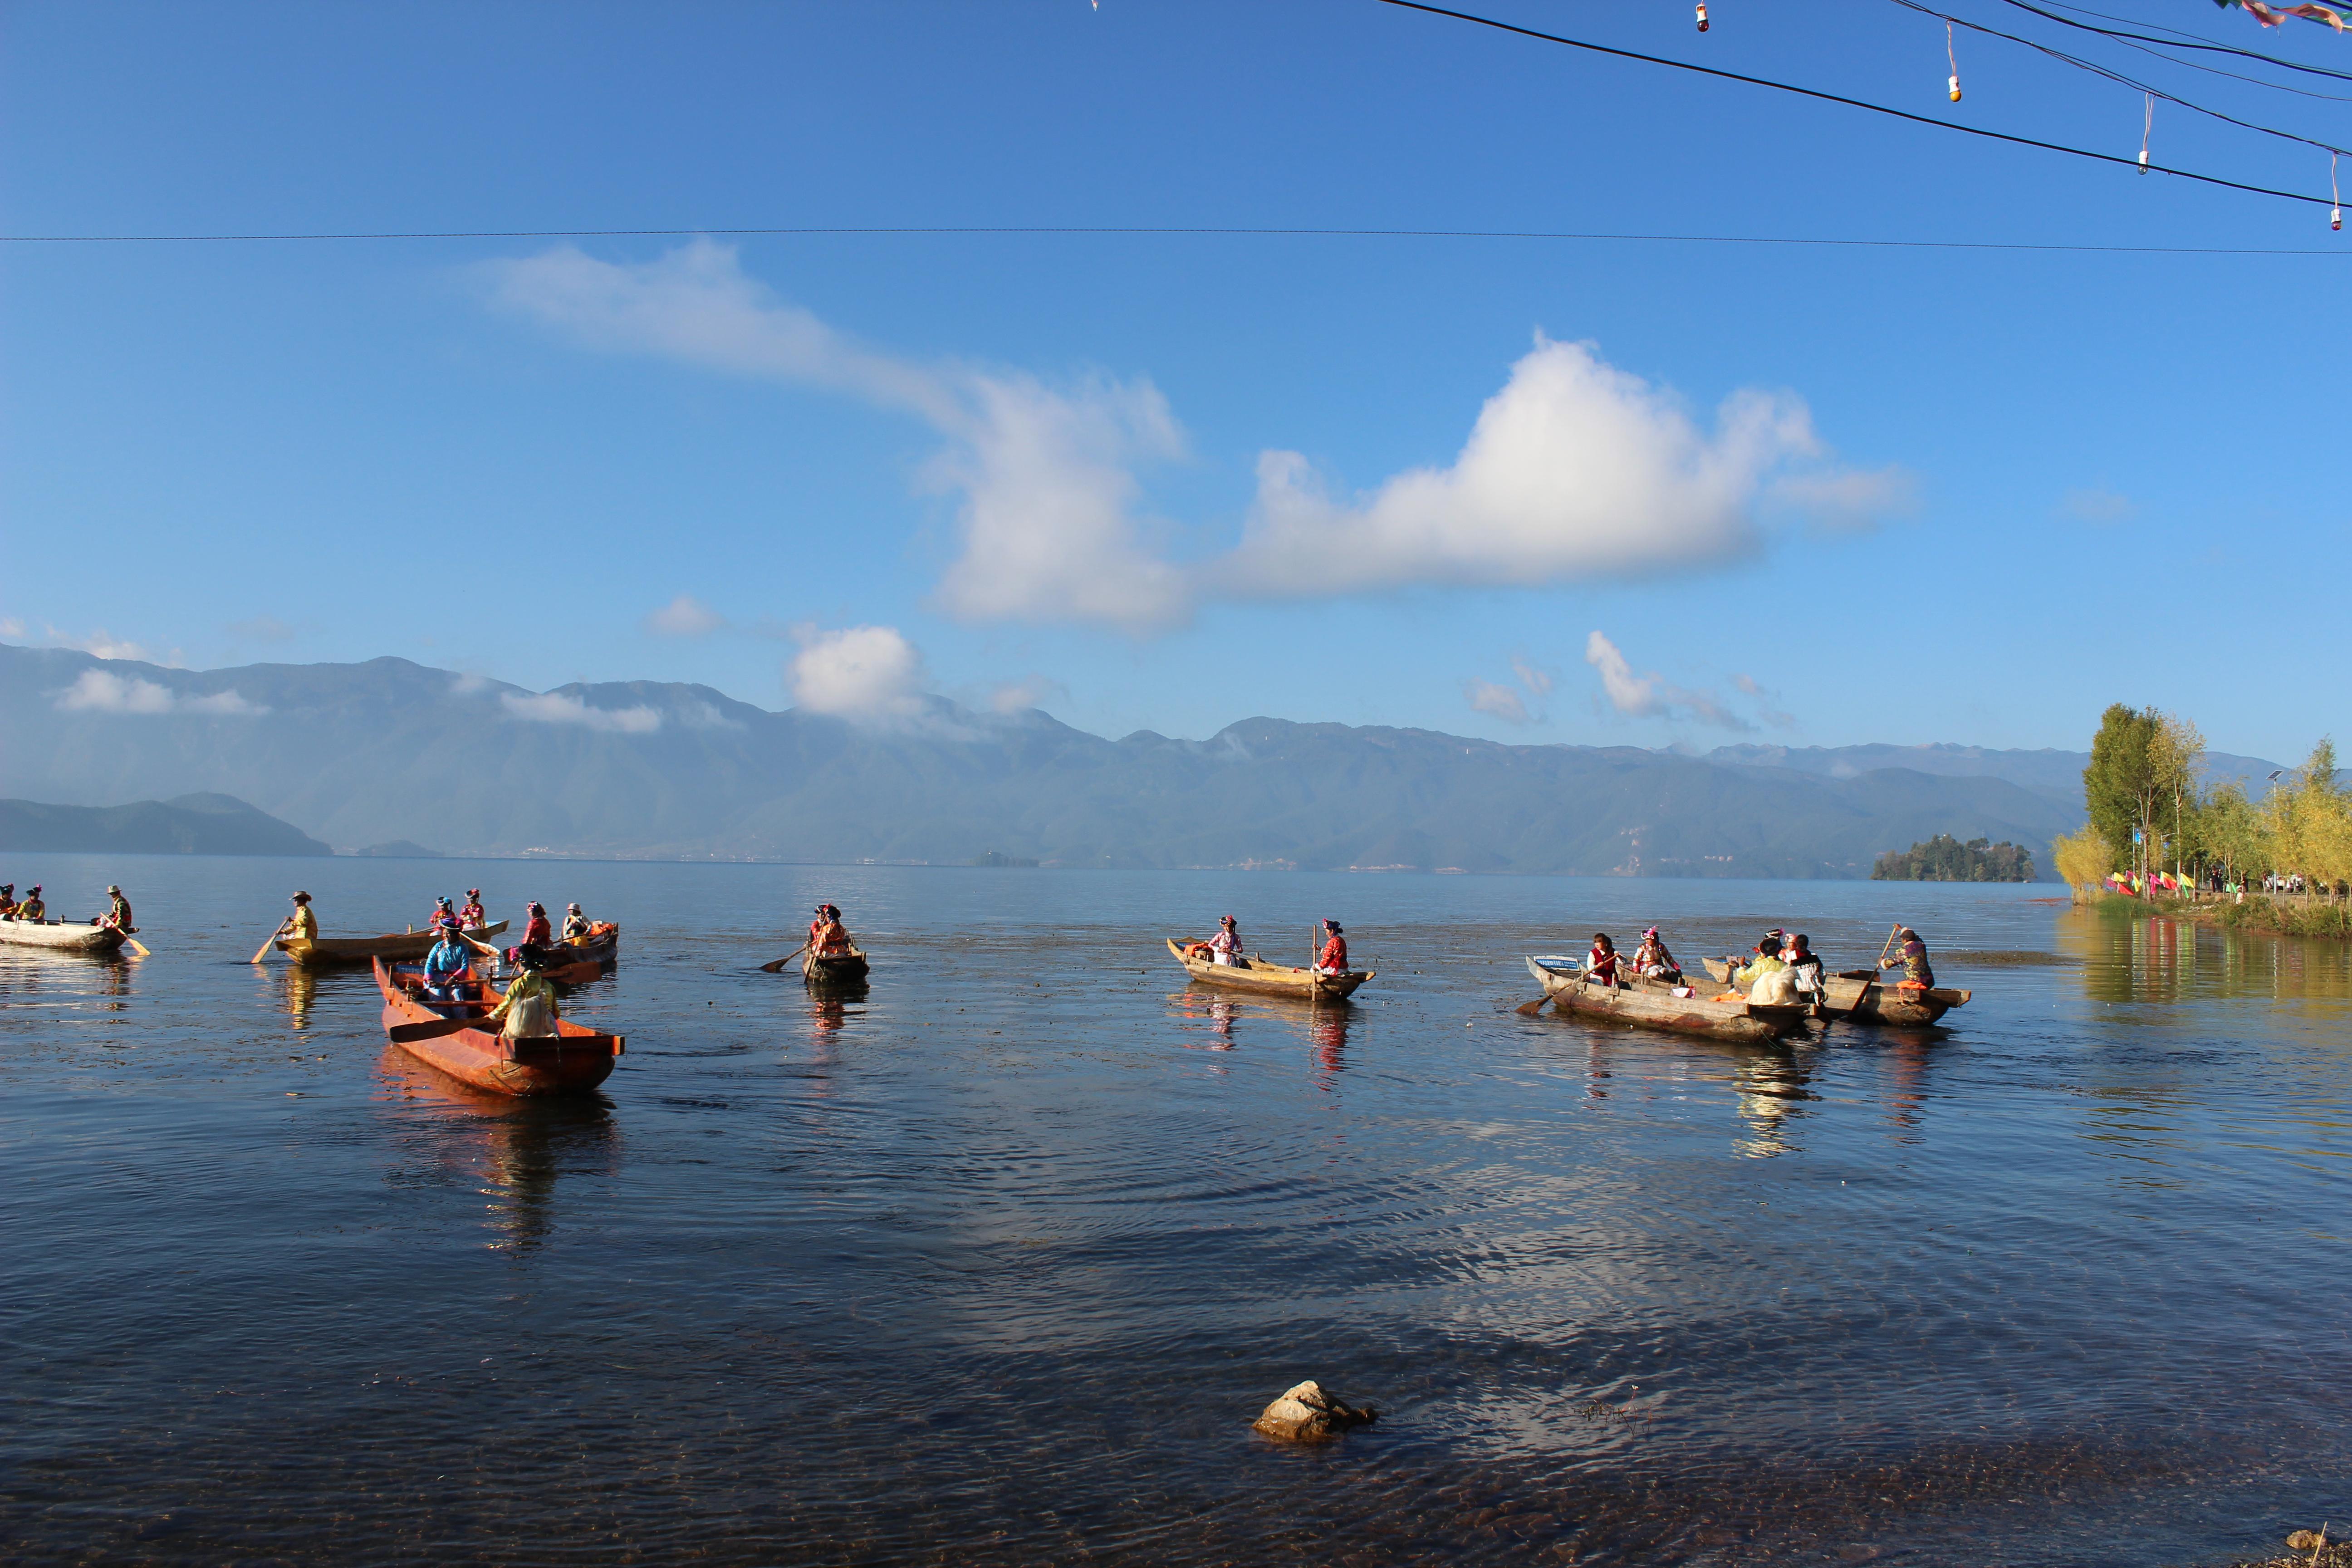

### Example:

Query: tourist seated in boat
xmin=1314 ymin=919 xmax=1349 ymax=975
xmin=523 ymin=901 xmax=554 ymax=947
xmin=1730 ymin=934 xmax=1794 ymax=998
xmin=98 ymin=885 xmax=133 ymax=932
xmin=809 ymin=903 xmax=852 ymax=956
xmin=420 ymin=928 xmax=475 ymax=1002
xmin=1586 ymin=932 xmax=1622 ymax=987
xmin=489 ymin=946 xmax=560 ymax=1038
xmin=17 ymin=886 xmax=45 ymax=922
xmin=1632 ymin=926 xmax=1680 ymax=982
xmin=1785 ymin=933 xmax=1824 ymax=999
xmin=1881 ymin=926 xmax=1935 ymax=991
xmin=458 ymin=889 xmax=486 ymax=929
xmin=1205 ymin=915 xmax=1244 ymax=966
xmin=431 ymin=896 xmax=458 ymax=930
xmin=0 ymin=885 xmax=17 ymax=919
xmin=275 ymin=891 xmax=318 ymax=946
xmin=562 ymin=902 xmax=591 ymax=942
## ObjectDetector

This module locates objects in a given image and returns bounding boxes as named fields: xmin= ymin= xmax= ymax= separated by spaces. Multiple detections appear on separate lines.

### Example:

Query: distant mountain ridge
xmin=0 ymin=642 xmax=2166 ymax=877
xmin=0 ymin=792 xmax=331 ymax=857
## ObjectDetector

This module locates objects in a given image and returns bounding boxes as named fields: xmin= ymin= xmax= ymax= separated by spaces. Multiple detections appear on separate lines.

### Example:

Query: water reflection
xmin=803 ymin=985 xmax=864 ymax=1044
xmin=282 ymin=965 xmax=318 ymax=1029
xmin=377 ymin=1049 xmax=617 ymax=1251
xmin=1731 ymin=1044 xmax=1816 ymax=1158
xmin=2058 ymin=903 xmax=2352 ymax=1004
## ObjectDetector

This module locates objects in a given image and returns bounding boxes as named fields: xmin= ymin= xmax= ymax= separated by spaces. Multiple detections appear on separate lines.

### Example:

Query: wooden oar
xmin=387 ymin=1011 xmax=494 ymax=1044
xmin=760 ymin=943 xmax=809 ymax=974
xmin=120 ymin=933 xmax=151 ymax=958
xmin=250 ymin=927 xmax=286 ymax=965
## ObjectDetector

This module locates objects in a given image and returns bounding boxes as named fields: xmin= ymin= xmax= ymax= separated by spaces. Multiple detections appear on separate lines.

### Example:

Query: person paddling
xmin=0 ymin=884 xmax=20 ymax=920
xmin=97 ymin=885 xmax=133 ymax=933
xmin=1882 ymin=926 xmax=1936 ymax=992
xmin=273 ymin=891 xmax=318 ymax=948
xmin=421 ymin=926 xmax=475 ymax=1003
xmin=523 ymin=901 xmax=553 ymax=948
xmin=808 ymin=904 xmax=852 ymax=956
xmin=562 ymin=902 xmax=591 ymax=942
xmin=489 ymin=946 xmax=560 ymax=1038
xmin=1586 ymin=932 xmax=1621 ymax=988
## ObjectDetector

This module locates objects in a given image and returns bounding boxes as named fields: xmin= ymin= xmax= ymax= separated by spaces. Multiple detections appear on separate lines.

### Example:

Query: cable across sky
xmin=1372 ymin=0 xmax=2343 ymax=208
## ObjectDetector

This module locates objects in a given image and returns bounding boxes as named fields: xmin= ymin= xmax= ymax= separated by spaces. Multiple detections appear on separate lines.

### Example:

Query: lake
xmin=3 ymin=855 xmax=2347 ymax=1566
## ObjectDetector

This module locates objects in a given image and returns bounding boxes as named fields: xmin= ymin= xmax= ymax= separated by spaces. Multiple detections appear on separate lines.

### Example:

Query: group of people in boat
xmin=1582 ymin=923 xmax=1934 ymax=1006
xmin=1186 ymin=916 xmax=1351 ymax=975
xmin=0 ymin=882 xmax=133 ymax=931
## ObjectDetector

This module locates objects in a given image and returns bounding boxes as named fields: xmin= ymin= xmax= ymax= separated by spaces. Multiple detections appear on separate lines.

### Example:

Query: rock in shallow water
xmin=1253 ymin=1379 xmax=1378 ymax=1441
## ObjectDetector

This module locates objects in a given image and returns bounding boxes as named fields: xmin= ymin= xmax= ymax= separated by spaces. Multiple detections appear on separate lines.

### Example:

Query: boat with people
xmin=510 ymin=922 xmax=619 ymax=985
xmin=804 ymin=945 xmax=869 ymax=986
xmin=279 ymin=920 xmax=507 ymax=967
xmin=1166 ymin=936 xmax=1373 ymax=1000
xmin=0 ymin=918 xmax=130 ymax=954
xmin=1698 ymin=958 xmax=1971 ymax=1026
xmin=1524 ymin=955 xmax=1808 ymax=1044
xmin=372 ymin=956 xmax=622 ymax=1096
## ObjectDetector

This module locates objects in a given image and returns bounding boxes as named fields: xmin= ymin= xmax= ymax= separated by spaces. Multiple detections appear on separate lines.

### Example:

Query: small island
xmin=1872 ymin=834 xmax=2037 ymax=882
xmin=970 ymin=849 xmax=1039 ymax=868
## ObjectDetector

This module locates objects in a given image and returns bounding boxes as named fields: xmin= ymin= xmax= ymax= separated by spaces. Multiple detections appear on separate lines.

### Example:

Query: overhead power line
xmin=0 ymin=223 xmax=2343 ymax=255
xmin=1990 ymin=0 xmax=2352 ymax=83
xmin=1884 ymin=0 xmax=2350 ymax=156
xmin=1371 ymin=0 xmax=2340 ymax=207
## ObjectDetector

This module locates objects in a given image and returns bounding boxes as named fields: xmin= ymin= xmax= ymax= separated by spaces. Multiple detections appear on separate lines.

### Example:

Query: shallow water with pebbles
xmin=3 ymin=858 xmax=2347 ymax=1565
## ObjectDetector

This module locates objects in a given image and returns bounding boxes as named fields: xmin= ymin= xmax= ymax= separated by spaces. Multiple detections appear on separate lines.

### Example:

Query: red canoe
xmin=372 ymin=958 xmax=623 ymax=1098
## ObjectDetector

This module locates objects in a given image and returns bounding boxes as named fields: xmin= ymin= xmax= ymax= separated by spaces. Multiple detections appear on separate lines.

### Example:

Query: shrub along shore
xmin=2076 ymin=886 xmax=2352 ymax=941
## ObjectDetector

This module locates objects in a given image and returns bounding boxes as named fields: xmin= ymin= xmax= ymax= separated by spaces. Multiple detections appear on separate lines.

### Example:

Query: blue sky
xmin=3 ymin=0 xmax=2347 ymax=758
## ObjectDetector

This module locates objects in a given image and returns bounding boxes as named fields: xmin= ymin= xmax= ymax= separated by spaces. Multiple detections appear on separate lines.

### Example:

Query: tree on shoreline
xmin=1871 ymin=835 xmax=2037 ymax=882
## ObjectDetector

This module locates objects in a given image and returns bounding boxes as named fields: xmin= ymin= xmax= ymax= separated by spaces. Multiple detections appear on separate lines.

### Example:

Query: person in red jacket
xmin=523 ymin=901 xmax=553 ymax=947
xmin=1314 ymin=919 xmax=1349 ymax=975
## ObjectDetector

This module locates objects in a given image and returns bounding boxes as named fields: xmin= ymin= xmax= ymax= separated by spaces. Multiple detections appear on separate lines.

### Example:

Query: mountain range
xmin=0 ymin=642 xmax=2210 ymax=877
xmin=0 ymin=792 xmax=331 ymax=857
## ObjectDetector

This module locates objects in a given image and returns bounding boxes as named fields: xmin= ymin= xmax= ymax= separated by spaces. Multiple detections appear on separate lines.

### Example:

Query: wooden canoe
xmin=519 ymin=923 xmax=620 ymax=985
xmin=1527 ymin=956 xmax=1806 ymax=1044
xmin=372 ymin=957 xmax=621 ymax=1097
xmin=281 ymin=919 xmax=508 ymax=967
xmin=0 ymin=918 xmax=127 ymax=954
xmin=1166 ymin=937 xmax=1373 ymax=1000
xmin=804 ymin=945 xmax=869 ymax=986
xmin=1700 ymin=958 xmax=1970 ymax=1026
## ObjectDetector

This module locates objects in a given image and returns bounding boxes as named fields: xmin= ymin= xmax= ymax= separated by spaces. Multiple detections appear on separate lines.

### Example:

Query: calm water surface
xmin=3 ymin=858 xmax=2348 ymax=1566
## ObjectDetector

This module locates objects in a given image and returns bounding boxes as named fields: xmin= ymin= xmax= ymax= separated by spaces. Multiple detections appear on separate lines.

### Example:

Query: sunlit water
xmin=3 ymin=857 xmax=2347 ymax=1566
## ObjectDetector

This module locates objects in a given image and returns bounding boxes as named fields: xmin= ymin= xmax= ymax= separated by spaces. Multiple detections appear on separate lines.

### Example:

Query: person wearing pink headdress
xmin=1632 ymin=926 xmax=1681 ymax=983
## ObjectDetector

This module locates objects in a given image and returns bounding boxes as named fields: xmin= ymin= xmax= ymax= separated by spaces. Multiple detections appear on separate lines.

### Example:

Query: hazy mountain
xmin=0 ymin=792 xmax=331 ymax=857
xmin=0 ymin=643 xmax=2090 ymax=877
xmin=1710 ymin=740 xmax=2287 ymax=803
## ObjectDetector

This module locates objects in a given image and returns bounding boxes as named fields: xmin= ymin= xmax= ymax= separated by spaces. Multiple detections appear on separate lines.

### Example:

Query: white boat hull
xmin=0 ymin=920 xmax=127 ymax=953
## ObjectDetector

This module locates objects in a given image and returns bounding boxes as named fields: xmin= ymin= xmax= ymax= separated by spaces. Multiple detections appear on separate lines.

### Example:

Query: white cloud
xmin=1584 ymin=631 xmax=1749 ymax=731
xmin=488 ymin=241 xmax=1188 ymax=634
xmin=787 ymin=624 xmax=931 ymax=721
xmin=54 ymin=670 xmax=266 ymax=716
xmin=449 ymin=671 xmax=492 ymax=696
xmin=500 ymin=691 xmax=662 ymax=733
xmin=642 ymin=593 xmax=727 ymax=637
xmin=1226 ymin=338 xmax=1890 ymax=597
xmin=1731 ymin=672 xmax=1797 ymax=730
xmin=36 ymin=626 xmax=180 ymax=665
xmin=0 ymin=617 xmax=24 ymax=639
xmin=1771 ymin=466 xmax=1919 ymax=532
xmin=1510 ymin=656 xmax=1555 ymax=699
xmin=1465 ymin=679 xmax=1534 ymax=725
xmin=2058 ymin=486 xmax=2133 ymax=524
xmin=987 ymin=674 xmax=1069 ymax=715
xmin=488 ymin=251 xmax=1902 ymax=635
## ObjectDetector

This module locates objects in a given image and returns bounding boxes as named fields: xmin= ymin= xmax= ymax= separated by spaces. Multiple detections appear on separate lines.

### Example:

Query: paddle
xmin=387 ymin=1011 xmax=494 ymax=1044
xmin=120 ymin=934 xmax=151 ymax=958
xmin=250 ymin=926 xmax=286 ymax=965
xmin=760 ymin=943 xmax=809 ymax=975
